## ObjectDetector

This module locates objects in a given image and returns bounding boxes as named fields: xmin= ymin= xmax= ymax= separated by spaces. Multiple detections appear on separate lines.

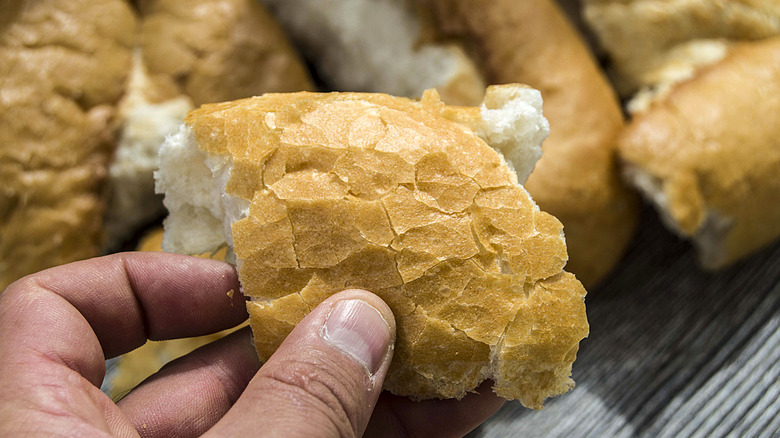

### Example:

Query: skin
xmin=0 ymin=252 xmax=504 ymax=437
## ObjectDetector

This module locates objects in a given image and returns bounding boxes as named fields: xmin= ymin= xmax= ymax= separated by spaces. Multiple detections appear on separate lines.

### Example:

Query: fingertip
xmin=322 ymin=296 xmax=393 ymax=377
xmin=206 ymin=289 xmax=398 ymax=437
xmin=327 ymin=289 xmax=397 ymax=337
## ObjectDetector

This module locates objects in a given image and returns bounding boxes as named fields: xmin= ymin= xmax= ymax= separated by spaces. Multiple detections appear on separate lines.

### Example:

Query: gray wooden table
xmin=469 ymin=205 xmax=780 ymax=437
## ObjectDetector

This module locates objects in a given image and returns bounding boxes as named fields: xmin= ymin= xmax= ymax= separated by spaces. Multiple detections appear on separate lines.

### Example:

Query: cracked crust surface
xmin=0 ymin=0 xmax=135 ymax=289
xmin=259 ymin=0 xmax=640 ymax=287
xmin=104 ymin=0 xmax=314 ymax=249
xmin=161 ymin=88 xmax=588 ymax=408
xmin=421 ymin=0 xmax=638 ymax=287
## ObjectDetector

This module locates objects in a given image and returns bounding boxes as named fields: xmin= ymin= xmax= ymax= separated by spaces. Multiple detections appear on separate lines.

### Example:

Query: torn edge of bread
xmin=627 ymin=39 xmax=730 ymax=114
xmin=155 ymin=126 xmax=246 ymax=263
xmin=473 ymin=86 xmax=548 ymax=184
xmin=257 ymin=0 xmax=486 ymax=106
xmin=104 ymin=51 xmax=194 ymax=249
xmin=622 ymin=163 xmax=732 ymax=268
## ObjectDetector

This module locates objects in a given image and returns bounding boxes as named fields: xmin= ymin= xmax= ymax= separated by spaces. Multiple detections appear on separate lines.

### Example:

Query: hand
xmin=0 ymin=252 xmax=504 ymax=437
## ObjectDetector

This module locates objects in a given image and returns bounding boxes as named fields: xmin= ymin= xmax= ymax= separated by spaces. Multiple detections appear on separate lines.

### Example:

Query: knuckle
xmin=259 ymin=358 xmax=361 ymax=437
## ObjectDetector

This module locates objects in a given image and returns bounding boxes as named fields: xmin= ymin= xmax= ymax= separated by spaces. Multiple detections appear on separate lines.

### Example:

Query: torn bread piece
xmin=619 ymin=37 xmax=780 ymax=268
xmin=104 ymin=52 xmax=194 ymax=248
xmin=155 ymin=86 xmax=588 ymax=409
xmin=259 ymin=0 xmax=638 ymax=288
xmin=256 ymin=0 xmax=486 ymax=106
xmin=583 ymin=0 xmax=780 ymax=97
xmin=103 ymin=0 xmax=313 ymax=249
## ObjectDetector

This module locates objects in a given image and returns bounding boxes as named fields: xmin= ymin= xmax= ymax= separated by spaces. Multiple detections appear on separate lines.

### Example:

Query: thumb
xmin=206 ymin=289 xmax=396 ymax=438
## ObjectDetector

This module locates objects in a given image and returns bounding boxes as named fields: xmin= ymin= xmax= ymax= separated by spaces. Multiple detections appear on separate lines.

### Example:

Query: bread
xmin=155 ymin=86 xmax=589 ymax=409
xmin=618 ymin=37 xmax=780 ymax=268
xmin=135 ymin=0 xmax=314 ymax=106
xmin=104 ymin=0 xmax=314 ymax=248
xmin=104 ymin=53 xmax=193 ymax=248
xmin=258 ymin=0 xmax=638 ymax=288
xmin=0 ymin=0 xmax=135 ymax=290
xmin=428 ymin=0 xmax=640 ymax=288
xmin=583 ymin=0 xmax=780 ymax=97
xmin=255 ymin=0 xmax=485 ymax=106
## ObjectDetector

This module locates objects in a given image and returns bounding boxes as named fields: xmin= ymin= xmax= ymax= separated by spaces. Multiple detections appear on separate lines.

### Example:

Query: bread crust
xmin=104 ymin=0 xmax=315 ymax=249
xmin=422 ymin=0 xmax=639 ymax=287
xmin=584 ymin=0 xmax=780 ymax=95
xmin=137 ymin=0 xmax=313 ymax=105
xmin=618 ymin=37 xmax=780 ymax=268
xmin=253 ymin=0 xmax=637 ymax=287
xmin=0 ymin=0 xmax=136 ymax=289
xmin=161 ymin=89 xmax=589 ymax=408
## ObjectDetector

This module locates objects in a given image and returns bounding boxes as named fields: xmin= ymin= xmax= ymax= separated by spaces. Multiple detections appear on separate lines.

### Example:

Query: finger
xmin=0 ymin=252 xmax=246 ymax=386
xmin=366 ymin=380 xmax=505 ymax=437
xmin=116 ymin=327 xmax=260 ymax=438
xmin=206 ymin=289 xmax=396 ymax=438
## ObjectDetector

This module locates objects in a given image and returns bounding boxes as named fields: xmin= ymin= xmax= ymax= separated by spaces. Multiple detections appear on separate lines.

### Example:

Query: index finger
xmin=0 ymin=252 xmax=246 ymax=385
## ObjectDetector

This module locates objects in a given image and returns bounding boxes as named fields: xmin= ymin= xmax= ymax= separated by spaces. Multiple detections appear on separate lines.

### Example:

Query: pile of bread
xmin=2 ymin=0 xmax=778 ymax=409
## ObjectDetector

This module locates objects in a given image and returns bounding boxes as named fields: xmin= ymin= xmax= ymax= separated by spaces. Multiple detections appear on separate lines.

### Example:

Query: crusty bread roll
xmin=583 ymin=0 xmax=780 ymax=98
xmin=155 ymin=86 xmax=589 ymax=409
xmin=136 ymin=0 xmax=314 ymax=106
xmin=104 ymin=0 xmax=314 ymax=248
xmin=259 ymin=0 xmax=638 ymax=288
xmin=619 ymin=37 xmax=780 ymax=268
xmin=0 ymin=0 xmax=135 ymax=290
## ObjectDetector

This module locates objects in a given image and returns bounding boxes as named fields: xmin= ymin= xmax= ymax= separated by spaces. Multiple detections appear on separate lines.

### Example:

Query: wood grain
xmin=469 ymin=205 xmax=780 ymax=437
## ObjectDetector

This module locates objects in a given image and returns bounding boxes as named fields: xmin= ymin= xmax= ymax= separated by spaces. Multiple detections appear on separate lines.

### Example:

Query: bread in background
xmin=618 ymin=37 xmax=780 ymax=268
xmin=0 ymin=0 xmax=135 ymax=290
xmin=257 ymin=0 xmax=486 ymax=105
xmin=104 ymin=0 xmax=314 ymax=249
xmin=583 ymin=0 xmax=780 ymax=99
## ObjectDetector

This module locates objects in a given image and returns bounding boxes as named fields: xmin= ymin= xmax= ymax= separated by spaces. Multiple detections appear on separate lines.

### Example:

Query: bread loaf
xmin=0 ymin=0 xmax=135 ymax=289
xmin=155 ymin=86 xmax=589 ymax=409
xmin=618 ymin=37 xmax=780 ymax=268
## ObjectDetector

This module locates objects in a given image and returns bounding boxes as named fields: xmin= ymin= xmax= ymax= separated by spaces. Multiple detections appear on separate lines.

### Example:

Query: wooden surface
xmin=469 ymin=205 xmax=780 ymax=438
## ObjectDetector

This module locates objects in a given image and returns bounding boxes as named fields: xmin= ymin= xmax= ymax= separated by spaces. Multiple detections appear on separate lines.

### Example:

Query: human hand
xmin=0 ymin=252 xmax=504 ymax=437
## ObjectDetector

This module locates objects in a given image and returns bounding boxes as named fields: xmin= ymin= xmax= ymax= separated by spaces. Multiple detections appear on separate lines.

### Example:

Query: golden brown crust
xmin=184 ymin=90 xmax=588 ymax=408
xmin=618 ymin=37 xmax=780 ymax=267
xmin=583 ymin=0 xmax=780 ymax=95
xmin=421 ymin=0 xmax=639 ymax=287
xmin=104 ymin=0 xmax=314 ymax=248
xmin=0 ymin=0 xmax=136 ymax=289
xmin=138 ymin=0 xmax=313 ymax=105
